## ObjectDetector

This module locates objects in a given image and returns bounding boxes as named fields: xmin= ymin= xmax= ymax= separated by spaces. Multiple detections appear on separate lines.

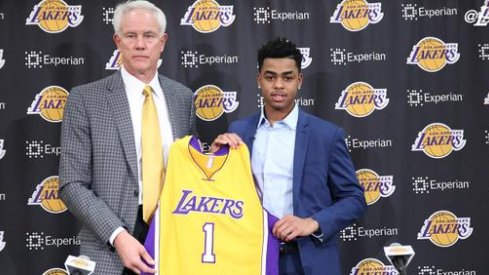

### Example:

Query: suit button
xmin=133 ymin=190 xmax=139 ymax=197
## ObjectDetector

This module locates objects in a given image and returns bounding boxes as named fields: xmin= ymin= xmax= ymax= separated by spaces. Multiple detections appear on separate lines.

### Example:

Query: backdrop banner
xmin=0 ymin=0 xmax=488 ymax=274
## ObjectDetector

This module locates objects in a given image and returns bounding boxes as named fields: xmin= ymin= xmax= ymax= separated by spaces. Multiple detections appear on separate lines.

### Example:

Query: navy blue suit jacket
xmin=229 ymin=109 xmax=366 ymax=275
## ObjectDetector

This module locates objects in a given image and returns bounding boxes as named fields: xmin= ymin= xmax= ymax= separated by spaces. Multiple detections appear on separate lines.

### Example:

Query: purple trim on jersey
xmin=141 ymin=218 xmax=156 ymax=275
xmin=190 ymin=136 xmax=229 ymax=156
xmin=266 ymin=211 xmax=280 ymax=275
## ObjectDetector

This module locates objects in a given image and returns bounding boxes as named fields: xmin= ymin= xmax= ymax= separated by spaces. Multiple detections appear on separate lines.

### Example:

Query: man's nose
xmin=135 ymin=36 xmax=146 ymax=49
xmin=274 ymin=78 xmax=285 ymax=89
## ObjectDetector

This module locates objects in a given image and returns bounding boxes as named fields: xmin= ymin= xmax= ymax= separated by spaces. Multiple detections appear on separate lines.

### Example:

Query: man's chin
xmin=132 ymin=65 xmax=154 ymax=75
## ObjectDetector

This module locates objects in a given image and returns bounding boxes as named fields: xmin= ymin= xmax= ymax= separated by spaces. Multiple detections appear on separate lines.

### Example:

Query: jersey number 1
xmin=202 ymin=223 xmax=216 ymax=263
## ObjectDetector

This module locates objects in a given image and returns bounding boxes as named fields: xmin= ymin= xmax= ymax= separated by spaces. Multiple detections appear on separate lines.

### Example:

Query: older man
xmin=59 ymin=1 xmax=195 ymax=274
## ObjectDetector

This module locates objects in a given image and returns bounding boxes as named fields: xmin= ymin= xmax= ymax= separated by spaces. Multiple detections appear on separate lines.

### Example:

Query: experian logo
xmin=479 ymin=43 xmax=489 ymax=60
xmin=340 ymin=224 xmax=399 ymax=242
xmin=25 ymin=50 xmax=85 ymax=69
xmin=417 ymin=265 xmax=478 ymax=275
xmin=401 ymin=3 xmax=457 ymax=21
xmin=345 ymin=135 xmax=393 ymax=152
xmin=406 ymin=89 xmax=463 ymax=107
xmin=412 ymin=176 xmax=470 ymax=194
xmin=180 ymin=50 xmax=239 ymax=68
xmin=330 ymin=48 xmax=386 ymax=66
xmin=102 ymin=6 xmax=114 ymax=25
xmin=253 ymin=6 xmax=310 ymax=24
xmin=25 ymin=140 xmax=61 ymax=158
xmin=25 ymin=232 xmax=80 ymax=250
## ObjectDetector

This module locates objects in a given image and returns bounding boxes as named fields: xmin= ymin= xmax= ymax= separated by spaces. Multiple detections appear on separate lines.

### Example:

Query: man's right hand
xmin=211 ymin=133 xmax=243 ymax=152
xmin=113 ymin=230 xmax=156 ymax=274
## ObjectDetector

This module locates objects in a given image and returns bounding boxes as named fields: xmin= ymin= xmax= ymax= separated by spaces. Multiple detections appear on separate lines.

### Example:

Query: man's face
xmin=258 ymin=58 xmax=303 ymax=114
xmin=113 ymin=8 xmax=167 ymax=77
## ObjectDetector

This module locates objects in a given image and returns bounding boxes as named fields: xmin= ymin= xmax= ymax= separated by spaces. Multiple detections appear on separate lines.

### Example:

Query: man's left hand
xmin=210 ymin=133 xmax=242 ymax=152
xmin=272 ymin=215 xmax=319 ymax=242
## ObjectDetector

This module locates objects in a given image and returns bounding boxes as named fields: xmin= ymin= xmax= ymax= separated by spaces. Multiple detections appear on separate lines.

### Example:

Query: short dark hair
xmin=257 ymin=37 xmax=303 ymax=73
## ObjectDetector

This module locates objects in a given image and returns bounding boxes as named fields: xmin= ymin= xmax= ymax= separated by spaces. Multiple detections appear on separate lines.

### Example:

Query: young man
xmin=213 ymin=37 xmax=366 ymax=275
xmin=59 ymin=1 xmax=195 ymax=274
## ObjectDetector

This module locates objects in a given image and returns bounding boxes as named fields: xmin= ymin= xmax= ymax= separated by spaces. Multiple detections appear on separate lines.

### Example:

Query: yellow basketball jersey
xmin=144 ymin=135 xmax=279 ymax=275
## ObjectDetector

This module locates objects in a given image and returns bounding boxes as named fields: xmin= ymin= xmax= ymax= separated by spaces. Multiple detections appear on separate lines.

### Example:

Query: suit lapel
xmin=243 ymin=114 xmax=260 ymax=152
xmin=106 ymin=72 xmax=138 ymax=182
xmin=293 ymin=110 xmax=310 ymax=210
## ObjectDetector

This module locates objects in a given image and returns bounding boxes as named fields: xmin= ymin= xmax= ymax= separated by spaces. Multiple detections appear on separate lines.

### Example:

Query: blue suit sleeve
xmin=311 ymin=128 xmax=367 ymax=241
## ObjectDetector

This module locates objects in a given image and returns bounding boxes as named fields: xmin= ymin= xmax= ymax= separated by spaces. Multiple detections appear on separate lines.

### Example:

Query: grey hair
xmin=113 ymin=0 xmax=167 ymax=36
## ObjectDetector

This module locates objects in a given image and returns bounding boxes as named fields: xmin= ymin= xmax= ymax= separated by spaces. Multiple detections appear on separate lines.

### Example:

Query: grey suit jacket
xmin=59 ymin=71 xmax=195 ymax=274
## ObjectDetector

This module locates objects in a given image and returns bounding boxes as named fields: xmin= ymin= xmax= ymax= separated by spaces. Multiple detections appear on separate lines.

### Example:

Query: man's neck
xmin=125 ymin=67 xmax=157 ymax=84
xmin=264 ymin=105 xmax=295 ymax=126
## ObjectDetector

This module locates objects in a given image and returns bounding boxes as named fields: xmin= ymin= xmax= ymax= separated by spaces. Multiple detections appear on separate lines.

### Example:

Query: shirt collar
xmin=120 ymin=66 xmax=161 ymax=98
xmin=257 ymin=103 xmax=299 ymax=130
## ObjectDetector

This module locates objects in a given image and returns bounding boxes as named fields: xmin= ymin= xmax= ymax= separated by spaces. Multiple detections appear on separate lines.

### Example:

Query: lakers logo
xmin=330 ymin=0 xmax=383 ymax=32
xmin=411 ymin=123 xmax=466 ymax=158
xmin=335 ymin=82 xmax=388 ymax=117
xmin=356 ymin=169 xmax=394 ymax=205
xmin=180 ymin=0 xmax=235 ymax=33
xmin=418 ymin=210 xmax=473 ymax=247
xmin=298 ymin=48 xmax=313 ymax=69
xmin=0 ymin=49 xmax=5 ymax=70
xmin=105 ymin=49 xmax=123 ymax=70
xmin=27 ymin=86 xmax=69 ymax=123
xmin=194 ymin=85 xmax=239 ymax=121
xmin=407 ymin=37 xmax=460 ymax=72
xmin=42 ymin=268 xmax=68 ymax=275
xmin=28 ymin=176 xmax=67 ymax=214
xmin=0 ymin=139 xmax=5 ymax=160
xmin=25 ymin=0 xmax=83 ymax=33
xmin=349 ymin=258 xmax=397 ymax=275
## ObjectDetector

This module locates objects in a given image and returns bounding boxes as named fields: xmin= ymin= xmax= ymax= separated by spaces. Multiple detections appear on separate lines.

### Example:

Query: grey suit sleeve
xmin=186 ymin=88 xmax=197 ymax=135
xmin=59 ymin=87 xmax=124 ymax=244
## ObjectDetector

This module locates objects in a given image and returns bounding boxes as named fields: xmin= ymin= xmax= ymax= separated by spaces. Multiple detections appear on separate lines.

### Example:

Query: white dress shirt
xmin=251 ymin=104 xmax=298 ymax=219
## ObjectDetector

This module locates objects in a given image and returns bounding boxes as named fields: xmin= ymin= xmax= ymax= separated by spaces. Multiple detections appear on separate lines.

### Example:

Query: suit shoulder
xmin=68 ymin=74 xmax=123 ymax=104
xmin=159 ymin=75 xmax=192 ymax=94
xmin=71 ymin=74 xmax=115 ymax=93
xmin=305 ymin=112 xmax=342 ymax=131
xmin=229 ymin=113 xmax=259 ymax=129
xmin=302 ymin=112 xmax=346 ymax=140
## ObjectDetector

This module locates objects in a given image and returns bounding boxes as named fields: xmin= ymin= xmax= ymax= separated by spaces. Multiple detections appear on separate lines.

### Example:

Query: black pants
xmin=279 ymin=242 xmax=305 ymax=275
xmin=122 ymin=206 xmax=149 ymax=275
